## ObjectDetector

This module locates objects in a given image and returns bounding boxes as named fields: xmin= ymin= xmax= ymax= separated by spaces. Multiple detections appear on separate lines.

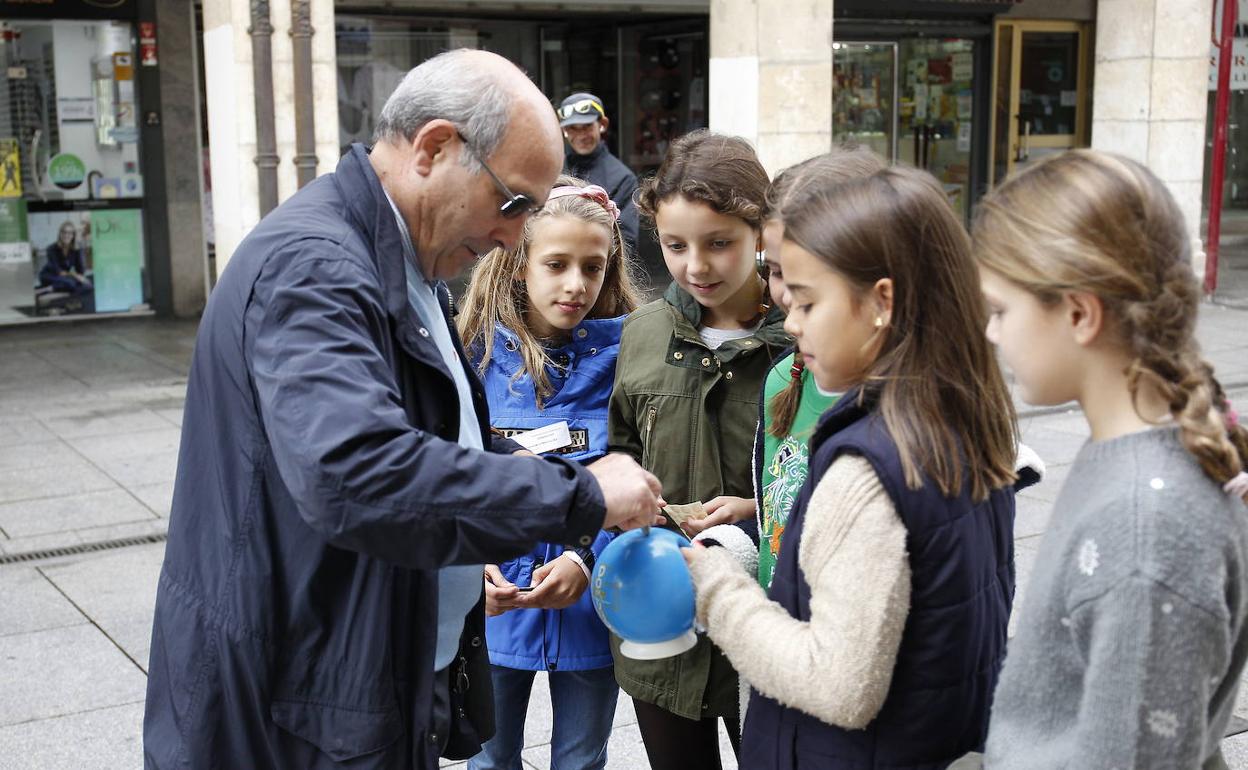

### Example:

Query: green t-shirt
xmin=757 ymin=352 xmax=838 ymax=588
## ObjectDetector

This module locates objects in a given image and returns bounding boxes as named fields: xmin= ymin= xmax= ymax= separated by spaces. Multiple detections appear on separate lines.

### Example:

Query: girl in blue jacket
xmin=457 ymin=176 xmax=642 ymax=770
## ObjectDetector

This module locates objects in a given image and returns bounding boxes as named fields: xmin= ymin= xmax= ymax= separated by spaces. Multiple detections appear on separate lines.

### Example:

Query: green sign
xmin=0 ymin=197 xmax=28 ymax=265
xmin=91 ymin=208 xmax=144 ymax=311
xmin=48 ymin=153 xmax=86 ymax=190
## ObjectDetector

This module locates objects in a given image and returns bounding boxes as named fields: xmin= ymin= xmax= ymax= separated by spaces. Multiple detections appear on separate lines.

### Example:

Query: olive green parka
xmin=606 ymin=282 xmax=791 ymax=720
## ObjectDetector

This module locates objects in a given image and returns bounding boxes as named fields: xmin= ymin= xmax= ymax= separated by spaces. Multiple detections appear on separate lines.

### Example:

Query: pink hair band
xmin=546 ymin=184 xmax=621 ymax=221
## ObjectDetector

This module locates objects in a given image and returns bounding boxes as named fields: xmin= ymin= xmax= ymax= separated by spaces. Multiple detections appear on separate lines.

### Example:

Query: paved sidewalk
xmin=0 ymin=303 xmax=1245 ymax=768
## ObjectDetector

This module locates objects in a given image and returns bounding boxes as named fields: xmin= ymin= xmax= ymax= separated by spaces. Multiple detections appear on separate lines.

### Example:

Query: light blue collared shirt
xmin=384 ymin=192 xmax=484 ymax=671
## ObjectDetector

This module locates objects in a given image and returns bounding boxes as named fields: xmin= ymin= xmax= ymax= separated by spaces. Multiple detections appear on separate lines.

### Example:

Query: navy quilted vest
xmin=740 ymin=390 xmax=1015 ymax=769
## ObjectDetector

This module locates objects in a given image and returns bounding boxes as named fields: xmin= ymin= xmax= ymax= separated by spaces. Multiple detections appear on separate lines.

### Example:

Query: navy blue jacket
xmin=564 ymin=142 xmax=639 ymax=251
xmin=476 ymin=318 xmax=623 ymax=671
xmin=741 ymin=390 xmax=1015 ymax=769
xmin=144 ymin=144 xmax=606 ymax=769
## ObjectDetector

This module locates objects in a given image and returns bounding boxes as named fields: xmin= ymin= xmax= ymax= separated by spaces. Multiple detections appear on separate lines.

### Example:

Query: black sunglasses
xmin=457 ymin=132 xmax=541 ymax=220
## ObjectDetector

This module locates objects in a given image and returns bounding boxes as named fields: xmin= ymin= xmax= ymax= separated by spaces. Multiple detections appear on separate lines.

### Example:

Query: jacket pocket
xmin=270 ymin=698 xmax=403 ymax=762
xmin=640 ymin=404 xmax=658 ymax=468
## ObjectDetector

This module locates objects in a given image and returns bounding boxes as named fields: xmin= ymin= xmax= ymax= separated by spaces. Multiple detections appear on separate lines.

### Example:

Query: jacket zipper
xmin=642 ymin=405 xmax=658 ymax=467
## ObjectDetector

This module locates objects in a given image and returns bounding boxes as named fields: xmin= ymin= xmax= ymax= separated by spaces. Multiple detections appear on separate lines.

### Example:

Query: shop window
xmin=0 ymin=19 xmax=146 ymax=321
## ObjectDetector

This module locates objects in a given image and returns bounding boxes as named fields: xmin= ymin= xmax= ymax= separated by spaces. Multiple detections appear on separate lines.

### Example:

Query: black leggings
xmin=632 ymin=697 xmax=741 ymax=770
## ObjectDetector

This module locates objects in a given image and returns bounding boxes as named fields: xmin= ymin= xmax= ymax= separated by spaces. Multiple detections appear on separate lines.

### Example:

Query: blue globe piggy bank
xmin=591 ymin=527 xmax=697 ymax=660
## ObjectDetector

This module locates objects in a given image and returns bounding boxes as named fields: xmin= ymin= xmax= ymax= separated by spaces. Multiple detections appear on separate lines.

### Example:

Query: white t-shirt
xmin=698 ymin=323 xmax=759 ymax=350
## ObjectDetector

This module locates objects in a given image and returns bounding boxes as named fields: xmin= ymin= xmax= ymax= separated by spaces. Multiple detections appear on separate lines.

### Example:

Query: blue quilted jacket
xmin=474 ymin=317 xmax=624 ymax=671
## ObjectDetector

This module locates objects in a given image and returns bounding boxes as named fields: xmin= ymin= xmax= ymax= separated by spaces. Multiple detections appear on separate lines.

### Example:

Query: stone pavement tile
xmin=67 ymin=427 xmax=181 ymax=462
xmin=67 ymin=428 xmax=181 ymax=488
xmin=0 ymin=460 xmax=116 ymax=506
xmin=517 ymin=719 xmax=737 ymax=770
xmin=1217 ymin=356 xmax=1248 ymax=385
xmin=1008 ymin=536 xmax=1043 ymax=639
xmin=1012 ymin=493 xmax=1053 ymax=540
xmin=0 ymin=489 xmax=156 ymax=539
xmin=1016 ymin=462 xmax=1071 ymax=505
xmin=40 ymin=544 xmax=165 ymax=672
xmin=0 ymin=350 xmax=68 ymax=389
xmin=1234 ymin=666 xmax=1248 ymax=720
xmin=0 ymin=439 xmax=77 ymax=472
xmin=0 ymin=566 xmax=82 ymax=636
xmin=1223 ymin=732 xmax=1248 ymax=770
xmin=131 ymin=481 xmax=174 ymax=517
xmin=1017 ymin=423 xmax=1088 ymax=469
xmin=1029 ymin=409 xmax=1091 ymax=437
xmin=0 ymin=624 xmax=147 ymax=726
xmin=0 ymin=517 xmax=167 ymax=557
xmin=154 ymin=407 xmax=184 ymax=428
xmin=0 ymin=700 xmax=144 ymax=770
xmin=32 ymin=342 xmax=183 ymax=386
xmin=0 ymin=529 xmax=87 ymax=556
xmin=35 ymin=405 xmax=170 ymax=440
xmin=0 ymin=374 xmax=90 ymax=405
xmin=0 ymin=417 xmax=56 ymax=446
xmin=1198 ymin=305 xmax=1248 ymax=352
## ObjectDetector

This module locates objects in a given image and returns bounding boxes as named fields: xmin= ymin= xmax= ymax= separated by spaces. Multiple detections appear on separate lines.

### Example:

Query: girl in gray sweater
xmin=969 ymin=150 xmax=1248 ymax=769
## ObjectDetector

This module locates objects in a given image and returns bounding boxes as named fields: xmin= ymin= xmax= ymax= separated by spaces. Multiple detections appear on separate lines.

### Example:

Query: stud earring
xmin=874 ymin=316 xmax=885 ymax=329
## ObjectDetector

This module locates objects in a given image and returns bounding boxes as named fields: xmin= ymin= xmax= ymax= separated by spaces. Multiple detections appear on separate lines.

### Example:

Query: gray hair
xmin=374 ymin=49 xmax=514 ymax=171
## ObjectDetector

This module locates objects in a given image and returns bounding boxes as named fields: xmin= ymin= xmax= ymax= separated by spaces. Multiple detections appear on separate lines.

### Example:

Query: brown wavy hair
xmin=973 ymin=149 xmax=1248 ymax=496
xmin=764 ymin=146 xmax=887 ymax=438
xmin=779 ymin=163 xmax=1018 ymax=501
xmin=458 ymin=175 xmax=642 ymax=408
xmin=636 ymin=129 xmax=770 ymax=230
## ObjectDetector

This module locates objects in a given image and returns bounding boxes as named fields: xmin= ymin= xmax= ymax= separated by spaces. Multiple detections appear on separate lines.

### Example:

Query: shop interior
xmin=0 ymin=19 xmax=146 ymax=324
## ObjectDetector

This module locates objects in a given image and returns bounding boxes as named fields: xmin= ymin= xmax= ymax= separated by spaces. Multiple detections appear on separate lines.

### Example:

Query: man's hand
xmin=680 ymin=495 xmax=755 ymax=535
xmin=484 ymin=564 xmax=522 ymax=617
xmin=517 ymin=554 xmax=588 ymax=610
xmin=588 ymin=453 xmax=665 ymax=531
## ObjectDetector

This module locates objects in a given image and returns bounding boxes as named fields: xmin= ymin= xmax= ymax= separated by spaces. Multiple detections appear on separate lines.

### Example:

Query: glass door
xmin=991 ymin=21 xmax=1090 ymax=185
xmin=898 ymin=37 xmax=977 ymax=220
xmin=833 ymin=41 xmax=898 ymax=161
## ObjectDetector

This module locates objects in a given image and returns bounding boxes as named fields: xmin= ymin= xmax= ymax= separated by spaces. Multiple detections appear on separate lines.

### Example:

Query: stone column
xmin=708 ymin=0 xmax=834 ymax=176
xmin=155 ymin=0 xmax=208 ymax=316
xmin=1092 ymin=0 xmax=1213 ymax=274
xmin=202 ymin=0 xmax=260 ymax=275
xmin=203 ymin=0 xmax=337 ymax=276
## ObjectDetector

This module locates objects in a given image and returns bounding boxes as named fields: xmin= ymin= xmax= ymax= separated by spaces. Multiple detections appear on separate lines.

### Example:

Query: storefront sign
xmin=0 ymin=138 xmax=22 ymax=197
xmin=47 ymin=153 xmax=86 ymax=190
xmin=1210 ymin=38 xmax=1248 ymax=91
xmin=0 ymin=198 xmax=28 ymax=265
xmin=57 ymin=96 xmax=96 ymax=122
xmin=139 ymin=22 xmax=157 ymax=66
xmin=91 ymin=208 xmax=144 ymax=312
xmin=1210 ymin=0 xmax=1248 ymax=91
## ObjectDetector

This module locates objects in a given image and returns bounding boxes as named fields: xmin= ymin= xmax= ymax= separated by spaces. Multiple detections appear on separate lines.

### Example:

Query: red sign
xmin=139 ymin=21 xmax=157 ymax=66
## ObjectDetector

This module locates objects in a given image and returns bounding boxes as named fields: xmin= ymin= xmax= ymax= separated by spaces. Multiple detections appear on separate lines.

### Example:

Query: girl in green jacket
xmin=607 ymin=130 xmax=789 ymax=770
xmin=684 ymin=148 xmax=889 ymax=592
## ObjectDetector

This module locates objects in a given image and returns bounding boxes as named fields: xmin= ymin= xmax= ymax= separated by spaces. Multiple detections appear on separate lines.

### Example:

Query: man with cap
xmin=559 ymin=92 xmax=639 ymax=251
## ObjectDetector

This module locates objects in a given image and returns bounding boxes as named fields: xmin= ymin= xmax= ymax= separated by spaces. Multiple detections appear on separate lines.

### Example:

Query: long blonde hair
xmin=458 ymin=175 xmax=642 ymax=407
xmin=973 ymin=149 xmax=1248 ymax=493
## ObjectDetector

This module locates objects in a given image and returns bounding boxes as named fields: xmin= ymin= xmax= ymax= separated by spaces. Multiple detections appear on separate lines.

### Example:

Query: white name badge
xmin=511 ymin=420 xmax=573 ymax=455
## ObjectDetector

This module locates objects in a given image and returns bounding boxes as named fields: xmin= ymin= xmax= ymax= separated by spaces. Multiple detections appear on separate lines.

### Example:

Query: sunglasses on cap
xmin=457 ymin=132 xmax=542 ymax=220
xmin=557 ymin=98 xmax=605 ymax=121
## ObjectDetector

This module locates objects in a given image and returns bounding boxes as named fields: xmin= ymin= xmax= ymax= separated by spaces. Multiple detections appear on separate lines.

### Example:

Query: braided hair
xmin=973 ymin=150 xmax=1248 ymax=499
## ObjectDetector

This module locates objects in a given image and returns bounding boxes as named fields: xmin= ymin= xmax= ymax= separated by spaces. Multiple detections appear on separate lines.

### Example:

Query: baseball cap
xmin=558 ymin=92 xmax=606 ymax=127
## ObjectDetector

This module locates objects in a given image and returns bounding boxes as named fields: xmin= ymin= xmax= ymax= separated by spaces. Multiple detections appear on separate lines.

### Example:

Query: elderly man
xmin=559 ymin=92 xmax=639 ymax=251
xmin=144 ymin=50 xmax=663 ymax=769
